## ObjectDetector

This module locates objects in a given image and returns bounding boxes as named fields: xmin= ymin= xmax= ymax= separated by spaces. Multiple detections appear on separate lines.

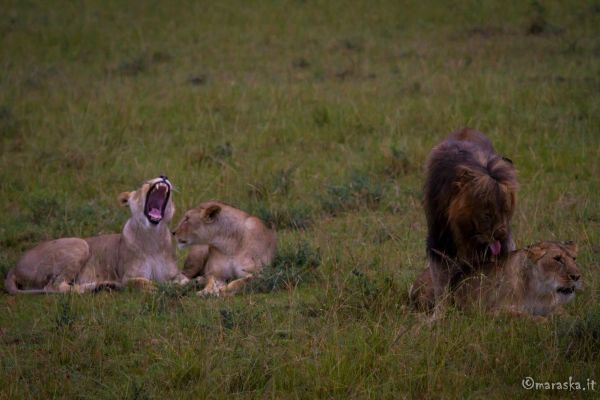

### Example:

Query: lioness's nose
xmin=161 ymin=175 xmax=168 ymax=180
xmin=569 ymin=274 xmax=580 ymax=282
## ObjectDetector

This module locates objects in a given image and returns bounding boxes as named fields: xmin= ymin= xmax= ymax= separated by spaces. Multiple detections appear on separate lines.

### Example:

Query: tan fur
xmin=410 ymin=241 xmax=583 ymax=317
xmin=172 ymin=200 xmax=277 ymax=296
xmin=5 ymin=177 xmax=188 ymax=294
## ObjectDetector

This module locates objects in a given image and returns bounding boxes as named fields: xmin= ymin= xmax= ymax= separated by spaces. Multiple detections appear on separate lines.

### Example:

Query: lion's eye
xmin=553 ymin=255 xmax=563 ymax=263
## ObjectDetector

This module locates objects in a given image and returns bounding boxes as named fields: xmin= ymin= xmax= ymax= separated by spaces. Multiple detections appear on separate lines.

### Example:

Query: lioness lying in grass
xmin=5 ymin=176 xmax=189 ymax=294
xmin=172 ymin=200 xmax=276 ymax=297
xmin=409 ymin=241 xmax=583 ymax=317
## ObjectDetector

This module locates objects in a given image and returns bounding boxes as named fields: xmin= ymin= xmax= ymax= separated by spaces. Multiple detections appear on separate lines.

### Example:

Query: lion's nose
xmin=569 ymin=274 xmax=580 ymax=282
xmin=160 ymin=175 xmax=168 ymax=180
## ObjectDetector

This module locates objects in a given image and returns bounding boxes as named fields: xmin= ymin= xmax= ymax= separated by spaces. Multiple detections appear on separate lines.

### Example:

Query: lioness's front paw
xmin=59 ymin=281 xmax=83 ymax=294
xmin=197 ymin=288 xmax=219 ymax=298
xmin=175 ymin=275 xmax=190 ymax=285
xmin=193 ymin=276 xmax=207 ymax=286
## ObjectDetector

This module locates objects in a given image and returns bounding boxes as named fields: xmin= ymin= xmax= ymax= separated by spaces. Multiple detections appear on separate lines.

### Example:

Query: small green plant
xmin=312 ymin=106 xmax=331 ymax=127
xmin=139 ymin=283 xmax=195 ymax=315
xmin=213 ymin=142 xmax=233 ymax=160
xmin=320 ymin=172 xmax=383 ymax=215
xmin=558 ymin=310 xmax=600 ymax=361
xmin=220 ymin=309 xmax=236 ymax=330
xmin=334 ymin=268 xmax=406 ymax=320
xmin=254 ymin=205 xmax=313 ymax=230
xmin=271 ymin=166 xmax=296 ymax=196
xmin=384 ymin=145 xmax=411 ymax=177
xmin=27 ymin=190 xmax=62 ymax=224
xmin=245 ymin=241 xmax=321 ymax=293
xmin=55 ymin=296 xmax=77 ymax=329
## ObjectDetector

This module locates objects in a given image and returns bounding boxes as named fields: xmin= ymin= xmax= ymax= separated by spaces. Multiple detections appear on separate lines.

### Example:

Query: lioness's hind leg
xmin=220 ymin=275 xmax=254 ymax=296
xmin=45 ymin=239 xmax=91 ymax=292
xmin=182 ymin=245 xmax=209 ymax=279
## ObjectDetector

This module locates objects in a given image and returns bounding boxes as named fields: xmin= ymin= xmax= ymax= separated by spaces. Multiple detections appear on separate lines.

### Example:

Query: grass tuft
xmin=55 ymin=296 xmax=77 ymax=329
xmin=254 ymin=204 xmax=313 ymax=230
xmin=320 ymin=171 xmax=383 ymax=216
xmin=245 ymin=240 xmax=321 ymax=293
xmin=558 ymin=310 xmax=600 ymax=361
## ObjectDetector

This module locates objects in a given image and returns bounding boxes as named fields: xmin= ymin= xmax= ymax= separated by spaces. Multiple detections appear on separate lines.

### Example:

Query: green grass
xmin=1 ymin=0 xmax=599 ymax=398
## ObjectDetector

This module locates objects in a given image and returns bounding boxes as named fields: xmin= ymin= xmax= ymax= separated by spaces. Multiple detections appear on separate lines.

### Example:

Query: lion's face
xmin=172 ymin=202 xmax=222 ymax=248
xmin=118 ymin=176 xmax=174 ymax=227
xmin=449 ymin=173 xmax=516 ymax=263
xmin=525 ymin=241 xmax=583 ymax=307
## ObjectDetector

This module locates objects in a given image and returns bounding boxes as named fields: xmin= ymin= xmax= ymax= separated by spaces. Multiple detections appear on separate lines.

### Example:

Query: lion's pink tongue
xmin=149 ymin=208 xmax=162 ymax=219
xmin=489 ymin=240 xmax=501 ymax=257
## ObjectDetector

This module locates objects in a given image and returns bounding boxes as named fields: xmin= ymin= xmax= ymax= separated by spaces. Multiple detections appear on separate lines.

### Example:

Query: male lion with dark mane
xmin=5 ymin=176 xmax=189 ymax=294
xmin=424 ymin=128 xmax=518 ymax=302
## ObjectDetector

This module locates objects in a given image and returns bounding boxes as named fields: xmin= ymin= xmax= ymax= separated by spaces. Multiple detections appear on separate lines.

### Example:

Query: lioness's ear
xmin=203 ymin=205 xmax=221 ymax=223
xmin=118 ymin=192 xmax=130 ymax=207
xmin=562 ymin=241 xmax=578 ymax=256
xmin=525 ymin=245 xmax=546 ymax=261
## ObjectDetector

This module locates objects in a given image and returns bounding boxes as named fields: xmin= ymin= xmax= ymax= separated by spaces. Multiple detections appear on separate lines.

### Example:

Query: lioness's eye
xmin=553 ymin=255 xmax=562 ymax=263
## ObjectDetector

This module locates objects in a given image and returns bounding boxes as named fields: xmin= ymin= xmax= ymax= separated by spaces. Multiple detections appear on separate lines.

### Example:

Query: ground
xmin=0 ymin=0 xmax=599 ymax=398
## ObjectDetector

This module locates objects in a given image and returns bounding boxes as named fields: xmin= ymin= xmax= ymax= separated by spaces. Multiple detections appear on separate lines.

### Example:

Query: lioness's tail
xmin=4 ymin=269 xmax=20 ymax=295
xmin=4 ymin=269 xmax=54 ymax=295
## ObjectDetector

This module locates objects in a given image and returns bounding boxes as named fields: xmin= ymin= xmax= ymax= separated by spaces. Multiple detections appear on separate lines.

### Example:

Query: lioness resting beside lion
xmin=172 ymin=200 xmax=276 ymax=297
xmin=5 ymin=176 xmax=189 ymax=294
xmin=409 ymin=241 xmax=583 ymax=317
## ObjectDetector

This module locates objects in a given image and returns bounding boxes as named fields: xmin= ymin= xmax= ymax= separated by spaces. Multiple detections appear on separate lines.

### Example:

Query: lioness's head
xmin=524 ymin=241 xmax=582 ymax=308
xmin=118 ymin=176 xmax=174 ymax=226
xmin=172 ymin=200 xmax=226 ymax=248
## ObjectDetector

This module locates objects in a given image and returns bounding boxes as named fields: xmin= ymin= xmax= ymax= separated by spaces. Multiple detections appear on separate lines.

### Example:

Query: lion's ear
xmin=525 ymin=245 xmax=546 ymax=261
xmin=562 ymin=241 xmax=578 ymax=257
xmin=203 ymin=205 xmax=221 ymax=223
xmin=118 ymin=192 xmax=130 ymax=207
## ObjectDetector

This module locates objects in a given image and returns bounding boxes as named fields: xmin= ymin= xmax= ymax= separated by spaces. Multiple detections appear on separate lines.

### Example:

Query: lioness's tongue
xmin=149 ymin=208 xmax=162 ymax=220
xmin=489 ymin=240 xmax=501 ymax=257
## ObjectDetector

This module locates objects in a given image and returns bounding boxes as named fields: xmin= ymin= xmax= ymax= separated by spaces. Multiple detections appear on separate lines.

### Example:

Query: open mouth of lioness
xmin=556 ymin=286 xmax=575 ymax=296
xmin=144 ymin=180 xmax=171 ymax=225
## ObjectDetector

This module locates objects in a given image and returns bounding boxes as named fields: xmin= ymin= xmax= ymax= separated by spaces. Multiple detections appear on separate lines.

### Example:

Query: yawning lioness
xmin=5 ymin=176 xmax=189 ymax=294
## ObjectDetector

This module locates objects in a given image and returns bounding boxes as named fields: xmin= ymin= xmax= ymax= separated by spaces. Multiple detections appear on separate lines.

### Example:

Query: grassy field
xmin=1 ymin=0 xmax=599 ymax=398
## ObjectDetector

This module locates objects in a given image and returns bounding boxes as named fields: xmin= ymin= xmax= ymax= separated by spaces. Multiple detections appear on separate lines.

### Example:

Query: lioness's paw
xmin=69 ymin=284 xmax=86 ymax=294
xmin=173 ymin=275 xmax=190 ymax=285
xmin=197 ymin=288 xmax=220 ymax=298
